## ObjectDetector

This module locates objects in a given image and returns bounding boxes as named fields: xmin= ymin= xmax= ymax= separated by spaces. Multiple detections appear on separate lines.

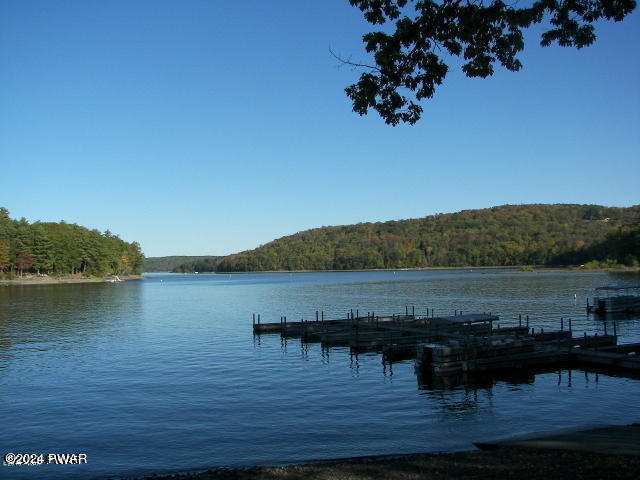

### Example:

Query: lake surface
xmin=1 ymin=270 xmax=640 ymax=479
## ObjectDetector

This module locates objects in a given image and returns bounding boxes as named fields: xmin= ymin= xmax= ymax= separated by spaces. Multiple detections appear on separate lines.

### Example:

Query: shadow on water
xmin=416 ymin=367 xmax=537 ymax=392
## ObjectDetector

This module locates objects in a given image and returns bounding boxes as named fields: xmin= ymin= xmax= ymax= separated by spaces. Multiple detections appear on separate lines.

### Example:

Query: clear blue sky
xmin=2 ymin=1 xmax=639 ymax=257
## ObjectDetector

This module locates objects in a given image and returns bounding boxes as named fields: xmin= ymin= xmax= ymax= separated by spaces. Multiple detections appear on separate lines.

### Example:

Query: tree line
xmin=142 ymin=256 xmax=219 ymax=273
xmin=172 ymin=204 xmax=640 ymax=273
xmin=0 ymin=208 xmax=144 ymax=278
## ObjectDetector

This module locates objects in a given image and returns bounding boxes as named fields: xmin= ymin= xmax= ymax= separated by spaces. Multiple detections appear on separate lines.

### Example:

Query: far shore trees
xmin=171 ymin=204 xmax=640 ymax=273
xmin=0 ymin=208 xmax=144 ymax=278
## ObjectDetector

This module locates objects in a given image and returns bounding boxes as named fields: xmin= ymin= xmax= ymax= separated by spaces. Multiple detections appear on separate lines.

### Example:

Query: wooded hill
xmin=0 ymin=208 xmax=144 ymax=278
xmin=143 ymin=256 xmax=219 ymax=272
xmin=175 ymin=204 xmax=640 ymax=272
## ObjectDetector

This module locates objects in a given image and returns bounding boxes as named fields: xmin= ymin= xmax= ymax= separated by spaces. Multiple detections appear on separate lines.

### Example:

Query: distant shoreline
xmin=162 ymin=265 xmax=640 ymax=275
xmin=0 ymin=274 xmax=146 ymax=286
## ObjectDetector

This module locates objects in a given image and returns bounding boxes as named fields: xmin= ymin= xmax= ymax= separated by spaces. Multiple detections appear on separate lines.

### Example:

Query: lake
xmin=1 ymin=269 xmax=639 ymax=479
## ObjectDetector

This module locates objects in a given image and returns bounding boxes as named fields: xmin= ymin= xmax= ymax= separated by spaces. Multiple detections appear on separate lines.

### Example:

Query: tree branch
xmin=329 ymin=47 xmax=382 ymax=72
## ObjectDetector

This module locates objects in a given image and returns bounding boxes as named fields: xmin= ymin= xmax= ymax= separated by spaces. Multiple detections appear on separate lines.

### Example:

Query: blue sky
xmin=2 ymin=1 xmax=639 ymax=257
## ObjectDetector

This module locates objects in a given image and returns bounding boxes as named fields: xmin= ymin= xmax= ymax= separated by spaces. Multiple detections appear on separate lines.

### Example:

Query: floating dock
xmin=587 ymin=285 xmax=640 ymax=314
xmin=253 ymin=308 xmax=640 ymax=378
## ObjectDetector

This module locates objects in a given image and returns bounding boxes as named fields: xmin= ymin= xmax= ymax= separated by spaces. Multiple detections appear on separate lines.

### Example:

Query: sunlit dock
xmin=253 ymin=308 xmax=640 ymax=378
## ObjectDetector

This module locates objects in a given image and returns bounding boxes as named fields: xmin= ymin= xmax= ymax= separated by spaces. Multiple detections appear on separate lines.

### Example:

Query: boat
xmin=587 ymin=285 xmax=640 ymax=314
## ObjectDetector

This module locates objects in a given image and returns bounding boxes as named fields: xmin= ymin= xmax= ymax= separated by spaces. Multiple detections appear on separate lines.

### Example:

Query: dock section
xmin=253 ymin=308 xmax=640 ymax=378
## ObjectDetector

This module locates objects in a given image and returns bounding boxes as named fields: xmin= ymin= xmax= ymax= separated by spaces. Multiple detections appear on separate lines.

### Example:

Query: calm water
xmin=1 ymin=270 xmax=640 ymax=479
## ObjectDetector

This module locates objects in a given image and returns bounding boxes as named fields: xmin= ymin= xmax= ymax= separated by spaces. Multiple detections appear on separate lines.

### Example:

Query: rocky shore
xmin=0 ymin=274 xmax=145 ymax=286
xmin=129 ymin=448 xmax=639 ymax=480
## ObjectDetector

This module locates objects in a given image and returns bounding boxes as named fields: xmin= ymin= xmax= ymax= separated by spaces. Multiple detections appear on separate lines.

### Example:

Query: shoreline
xmin=127 ymin=447 xmax=640 ymax=480
xmin=161 ymin=265 xmax=640 ymax=275
xmin=0 ymin=274 xmax=146 ymax=286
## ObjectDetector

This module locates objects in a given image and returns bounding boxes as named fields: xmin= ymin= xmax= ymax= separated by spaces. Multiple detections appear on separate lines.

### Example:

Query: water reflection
xmin=0 ymin=282 xmax=143 ymax=370
xmin=349 ymin=351 xmax=360 ymax=375
xmin=4 ymin=270 xmax=640 ymax=480
xmin=417 ymin=368 xmax=536 ymax=392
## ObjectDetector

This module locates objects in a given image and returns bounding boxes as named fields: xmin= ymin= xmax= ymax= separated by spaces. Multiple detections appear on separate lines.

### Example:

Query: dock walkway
xmin=253 ymin=309 xmax=640 ymax=377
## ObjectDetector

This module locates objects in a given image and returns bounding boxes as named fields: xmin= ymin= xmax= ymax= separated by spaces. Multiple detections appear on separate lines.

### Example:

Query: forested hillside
xmin=0 ymin=208 xmax=144 ymax=278
xmin=143 ymin=256 xmax=218 ymax=272
xmin=176 ymin=204 xmax=639 ymax=272
xmin=170 ymin=257 xmax=220 ymax=273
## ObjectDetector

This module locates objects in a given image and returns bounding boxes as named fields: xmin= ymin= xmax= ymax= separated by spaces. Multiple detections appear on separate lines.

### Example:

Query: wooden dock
xmin=253 ymin=309 xmax=640 ymax=378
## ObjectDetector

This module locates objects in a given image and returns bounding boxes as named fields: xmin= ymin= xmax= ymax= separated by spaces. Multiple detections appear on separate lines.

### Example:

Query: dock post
xmin=604 ymin=321 xmax=608 ymax=336
xmin=351 ymin=309 xmax=354 ymax=319
xmin=316 ymin=311 xmax=318 ymax=322
xmin=613 ymin=321 xmax=617 ymax=337
xmin=258 ymin=314 xmax=261 ymax=325
xmin=526 ymin=315 xmax=529 ymax=328
xmin=406 ymin=305 xmax=408 ymax=316
xmin=356 ymin=309 xmax=359 ymax=319
xmin=560 ymin=317 xmax=563 ymax=331
xmin=412 ymin=305 xmax=415 ymax=316
xmin=253 ymin=313 xmax=255 ymax=326
xmin=519 ymin=314 xmax=522 ymax=327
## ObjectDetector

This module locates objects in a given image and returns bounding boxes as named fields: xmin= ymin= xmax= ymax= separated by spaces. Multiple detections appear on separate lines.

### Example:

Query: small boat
xmin=587 ymin=285 xmax=640 ymax=314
